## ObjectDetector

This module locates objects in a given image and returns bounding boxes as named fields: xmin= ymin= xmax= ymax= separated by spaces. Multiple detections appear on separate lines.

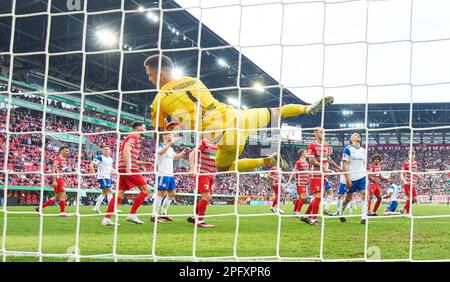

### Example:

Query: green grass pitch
xmin=1 ymin=204 xmax=449 ymax=262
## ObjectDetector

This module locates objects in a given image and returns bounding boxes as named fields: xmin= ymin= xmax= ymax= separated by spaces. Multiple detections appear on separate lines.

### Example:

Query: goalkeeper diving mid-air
xmin=144 ymin=54 xmax=334 ymax=172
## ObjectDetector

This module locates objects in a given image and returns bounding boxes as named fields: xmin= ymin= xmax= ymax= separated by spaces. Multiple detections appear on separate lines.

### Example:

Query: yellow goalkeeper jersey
xmin=151 ymin=76 xmax=236 ymax=133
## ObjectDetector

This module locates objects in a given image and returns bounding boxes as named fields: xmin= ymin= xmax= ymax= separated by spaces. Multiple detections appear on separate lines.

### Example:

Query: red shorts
xmin=309 ymin=178 xmax=324 ymax=195
xmin=403 ymin=184 xmax=417 ymax=197
xmin=118 ymin=169 xmax=147 ymax=191
xmin=196 ymin=175 xmax=213 ymax=194
xmin=297 ymin=185 xmax=306 ymax=195
xmin=54 ymin=178 xmax=65 ymax=193
xmin=369 ymin=183 xmax=381 ymax=197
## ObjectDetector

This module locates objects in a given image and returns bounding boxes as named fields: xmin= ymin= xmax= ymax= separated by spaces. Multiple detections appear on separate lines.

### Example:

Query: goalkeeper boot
xmin=126 ymin=214 xmax=144 ymax=224
xmin=267 ymin=153 xmax=289 ymax=171
xmin=306 ymin=96 xmax=334 ymax=115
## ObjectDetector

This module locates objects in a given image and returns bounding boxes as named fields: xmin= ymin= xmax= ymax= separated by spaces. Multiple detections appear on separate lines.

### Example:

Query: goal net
xmin=0 ymin=0 xmax=449 ymax=262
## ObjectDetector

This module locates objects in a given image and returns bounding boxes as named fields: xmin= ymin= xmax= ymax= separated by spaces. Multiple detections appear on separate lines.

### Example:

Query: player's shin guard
xmin=162 ymin=196 xmax=174 ymax=214
xmin=105 ymin=196 xmax=123 ymax=219
xmin=293 ymin=199 xmax=299 ymax=212
xmin=59 ymin=200 xmax=66 ymax=213
xmin=42 ymin=198 xmax=54 ymax=209
xmin=367 ymin=198 xmax=372 ymax=213
xmin=95 ymin=194 xmax=105 ymax=209
xmin=280 ymin=104 xmax=308 ymax=118
xmin=130 ymin=192 xmax=148 ymax=214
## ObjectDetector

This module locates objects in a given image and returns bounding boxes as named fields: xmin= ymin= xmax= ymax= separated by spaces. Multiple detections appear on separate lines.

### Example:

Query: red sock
xmin=130 ymin=192 xmax=148 ymax=214
xmin=311 ymin=197 xmax=321 ymax=221
xmin=197 ymin=199 xmax=209 ymax=221
xmin=105 ymin=196 xmax=123 ymax=219
xmin=404 ymin=200 xmax=410 ymax=214
xmin=373 ymin=199 xmax=381 ymax=213
xmin=297 ymin=198 xmax=305 ymax=213
xmin=293 ymin=200 xmax=299 ymax=212
xmin=59 ymin=201 xmax=66 ymax=213
xmin=367 ymin=198 xmax=372 ymax=213
xmin=305 ymin=197 xmax=316 ymax=216
xmin=42 ymin=199 xmax=54 ymax=209
xmin=272 ymin=196 xmax=278 ymax=207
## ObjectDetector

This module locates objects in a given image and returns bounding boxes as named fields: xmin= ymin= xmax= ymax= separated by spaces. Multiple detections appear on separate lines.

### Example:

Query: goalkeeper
xmin=144 ymin=55 xmax=334 ymax=172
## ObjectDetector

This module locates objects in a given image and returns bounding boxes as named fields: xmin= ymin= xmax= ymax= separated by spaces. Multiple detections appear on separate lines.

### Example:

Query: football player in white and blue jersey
xmin=152 ymin=133 xmax=190 ymax=222
xmin=383 ymin=176 xmax=401 ymax=216
xmin=339 ymin=133 xmax=368 ymax=224
xmin=90 ymin=145 xmax=114 ymax=213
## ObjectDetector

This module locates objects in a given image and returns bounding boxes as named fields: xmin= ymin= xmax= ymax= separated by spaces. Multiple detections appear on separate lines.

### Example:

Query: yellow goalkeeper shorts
xmin=215 ymin=107 xmax=271 ymax=171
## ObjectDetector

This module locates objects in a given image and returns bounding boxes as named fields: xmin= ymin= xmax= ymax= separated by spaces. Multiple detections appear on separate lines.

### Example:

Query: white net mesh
xmin=0 ymin=0 xmax=449 ymax=262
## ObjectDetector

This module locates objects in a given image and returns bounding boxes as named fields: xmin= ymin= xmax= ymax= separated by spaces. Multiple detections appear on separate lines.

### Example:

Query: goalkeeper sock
xmin=373 ymin=199 xmax=381 ymax=213
xmin=105 ymin=196 xmax=123 ymax=219
xmin=280 ymin=104 xmax=308 ymax=118
xmin=197 ymin=199 xmax=209 ymax=222
xmin=95 ymin=194 xmax=105 ymax=209
xmin=161 ymin=196 xmax=174 ymax=214
xmin=59 ymin=201 xmax=66 ymax=213
xmin=42 ymin=198 xmax=54 ymax=209
xmin=130 ymin=192 xmax=148 ymax=214
xmin=234 ymin=158 xmax=270 ymax=172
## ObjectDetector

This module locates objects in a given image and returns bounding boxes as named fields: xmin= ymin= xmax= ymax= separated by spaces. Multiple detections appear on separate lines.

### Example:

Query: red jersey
xmin=368 ymin=164 xmax=382 ymax=184
xmin=307 ymin=141 xmax=332 ymax=179
xmin=269 ymin=167 xmax=281 ymax=186
xmin=118 ymin=134 xmax=141 ymax=170
xmin=402 ymin=160 xmax=418 ymax=184
xmin=197 ymin=139 xmax=217 ymax=174
xmin=53 ymin=156 xmax=68 ymax=180
xmin=294 ymin=159 xmax=310 ymax=186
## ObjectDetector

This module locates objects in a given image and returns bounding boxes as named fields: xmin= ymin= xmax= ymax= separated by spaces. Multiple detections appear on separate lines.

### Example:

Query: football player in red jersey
xmin=287 ymin=149 xmax=309 ymax=215
xmin=187 ymin=138 xmax=217 ymax=228
xmin=36 ymin=146 xmax=70 ymax=216
xmin=399 ymin=150 xmax=424 ymax=215
xmin=102 ymin=122 xmax=153 ymax=226
xmin=301 ymin=128 xmax=340 ymax=225
xmin=269 ymin=166 xmax=286 ymax=214
xmin=367 ymin=154 xmax=388 ymax=216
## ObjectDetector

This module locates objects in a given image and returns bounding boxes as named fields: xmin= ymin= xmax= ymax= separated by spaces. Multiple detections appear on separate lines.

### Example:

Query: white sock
xmin=325 ymin=196 xmax=332 ymax=211
xmin=153 ymin=195 xmax=164 ymax=216
xmin=361 ymin=200 xmax=367 ymax=219
xmin=336 ymin=198 xmax=343 ymax=214
xmin=162 ymin=196 xmax=174 ymax=214
xmin=107 ymin=193 xmax=112 ymax=203
xmin=348 ymin=202 xmax=353 ymax=215
xmin=95 ymin=194 xmax=105 ymax=209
